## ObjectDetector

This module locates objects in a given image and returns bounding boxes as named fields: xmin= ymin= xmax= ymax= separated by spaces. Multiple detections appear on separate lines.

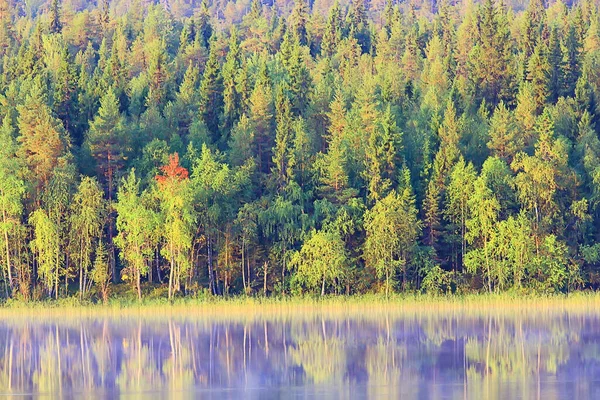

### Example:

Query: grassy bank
xmin=1 ymin=291 xmax=600 ymax=320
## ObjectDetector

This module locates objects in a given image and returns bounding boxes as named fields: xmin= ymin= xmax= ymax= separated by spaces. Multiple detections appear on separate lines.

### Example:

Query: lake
xmin=0 ymin=306 xmax=599 ymax=399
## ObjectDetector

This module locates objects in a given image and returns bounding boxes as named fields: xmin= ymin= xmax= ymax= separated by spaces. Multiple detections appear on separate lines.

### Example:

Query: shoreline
xmin=1 ymin=292 xmax=600 ymax=319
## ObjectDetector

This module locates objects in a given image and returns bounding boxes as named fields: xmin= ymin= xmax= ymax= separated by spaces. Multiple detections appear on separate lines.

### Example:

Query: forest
xmin=0 ymin=0 xmax=599 ymax=301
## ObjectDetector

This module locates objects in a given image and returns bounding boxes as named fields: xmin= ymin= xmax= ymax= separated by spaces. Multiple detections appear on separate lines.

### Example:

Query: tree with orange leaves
xmin=155 ymin=153 xmax=195 ymax=299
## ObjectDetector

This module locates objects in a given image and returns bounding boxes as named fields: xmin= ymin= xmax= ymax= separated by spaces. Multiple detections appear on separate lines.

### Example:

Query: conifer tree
xmin=17 ymin=80 xmax=69 ymax=194
xmin=527 ymin=43 xmax=551 ymax=113
xmin=289 ymin=0 xmax=309 ymax=46
xmin=487 ymin=102 xmax=522 ymax=163
xmin=272 ymin=95 xmax=296 ymax=192
xmin=469 ymin=0 xmax=513 ymax=107
xmin=563 ymin=24 xmax=581 ymax=98
xmin=0 ymin=117 xmax=24 ymax=293
xmin=199 ymin=39 xmax=224 ymax=141
xmin=0 ymin=0 xmax=12 ymax=56
xmin=321 ymin=1 xmax=343 ymax=57
xmin=85 ymin=88 xmax=125 ymax=201
xmin=249 ymin=63 xmax=275 ymax=174
xmin=221 ymin=28 xmax=242 ymax=139
xmin=196 ymin=0 xmax=213 ymax=48
xmin=547 ymin=27 xmax=564 ymax=104
xmin=49 ymin=0 xmax=62 ymax=34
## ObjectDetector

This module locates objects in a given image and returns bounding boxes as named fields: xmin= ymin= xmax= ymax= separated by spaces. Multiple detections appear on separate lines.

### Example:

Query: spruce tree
xmin=199 ymin=39 xmax=224 ymax=142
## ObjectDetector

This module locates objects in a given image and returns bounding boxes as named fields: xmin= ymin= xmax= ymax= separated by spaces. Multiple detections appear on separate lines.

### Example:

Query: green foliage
xmin=91 ymin=241 xmax=110 ymax=303
xmin=290 ymin=229 xmax=348 ymax=296
xmin=0 ymin=0 xmax=598 ymax=302
xmin=30 ymin=209 xmax=60 ymax=297
xmin=70 ymin=177 xmax=105 ymax=297
xmin=114 ymin=170 xmax=157 ymax=300
xmin=364 ymin=189 xmax=420 ymax=295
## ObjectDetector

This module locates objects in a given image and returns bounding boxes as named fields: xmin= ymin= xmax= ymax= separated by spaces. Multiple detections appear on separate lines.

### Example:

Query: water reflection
xmin=0 ymin=312 xmax=599 ymax=399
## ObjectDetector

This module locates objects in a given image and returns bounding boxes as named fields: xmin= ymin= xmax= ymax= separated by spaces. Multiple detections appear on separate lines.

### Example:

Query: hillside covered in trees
xmin=0 ymin=0 xmax=599 ymax=301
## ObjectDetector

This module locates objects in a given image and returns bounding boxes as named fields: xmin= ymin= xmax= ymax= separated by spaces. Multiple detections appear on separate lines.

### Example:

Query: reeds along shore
xmin=2 ymin=292 xmax=600 ymax=321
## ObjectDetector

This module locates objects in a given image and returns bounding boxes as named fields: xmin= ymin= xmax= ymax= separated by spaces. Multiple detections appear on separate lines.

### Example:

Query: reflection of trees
xmin=32 ymin=327 xmax=62 ymax=395
xmin=0 ymin=312 xmax=597 ymax=397
xmin=365 ymin=337 xmax=406 ymax=399
xmin=162 ymin=321 xmax=194 ymax=397
xmin=116 ymin=322 xmax=161 ymax=396
xmin=289 ymin=332 xmax=345 ymax=384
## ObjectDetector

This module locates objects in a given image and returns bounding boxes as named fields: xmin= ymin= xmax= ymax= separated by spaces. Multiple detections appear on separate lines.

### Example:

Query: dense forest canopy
xmin=0 ymin=0 xmax=599 ymax=300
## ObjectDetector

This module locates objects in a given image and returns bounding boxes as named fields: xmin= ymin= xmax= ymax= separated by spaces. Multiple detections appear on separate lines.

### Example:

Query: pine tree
xmin=289 ymin=0 xmax=309 ymax=46
xmin=0 ymin=0 xmax=13 ymax=56
xmin=196 ymin=0 xmax=212 ymax=48
xmin=563 ymin=24 xmax=581 ymax=98
xmin=522 ymin=0 xmax=546 ymax=57
xmin=487 ymin=102 xmax=522 ymax=163
xmin=547 ymin=27 xmax=564 ymax=104
xmin=49 ymin=0 xmax=62 ymax=34
xmin=249 ymin=63 xmax=275 ymax=174
xmin=526 ymin=43 xmax=550 ymax=113
xmin=228 ymin=114 xmax=255 ymax=167
xmin=85 ymin=88 xmax=125 ymax=201
xmin=469 ymin=0 xmax=513 ymax=107
xmin=199 ymin=39 xmax=224 ymax=142
xmin=271 ymin=95 xmax=296 ymax=192
xmin=346 ymin=0 xmax=370 ymax=52
xmin=173 ymin=62 xmax=199 ymax=137
xmin=364 ymin=105 xmax=402 ymax=203
xmin=0 ymin=117 xmax=24 ymax=293
xmin=146 ymin=38 xmax=170 ymax=109
xmin=17 ymin=80 xmax=69 ymax=194
xmin=286 ymin=39 xmax=312 ymax=115
xmin=99 ymin=0 xmax=110 ymax=34
xmin=320 ymin=93 xmax=350 ymax=201
xmin=515 ymin=82 xmax=538 ymax=147
xmin=321 ymin=1 xmax=343 ymax=57
xmin=221 ymin=27 xmax=242 ymax=139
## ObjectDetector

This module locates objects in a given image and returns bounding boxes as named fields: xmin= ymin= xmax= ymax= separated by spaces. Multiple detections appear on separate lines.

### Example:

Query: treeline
xmin=0 ymin=0 xmax=599 ymax=301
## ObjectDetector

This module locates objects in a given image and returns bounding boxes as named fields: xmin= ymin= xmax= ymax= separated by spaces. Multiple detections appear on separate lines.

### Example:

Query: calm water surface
xmin=0 ymin=309 xmax=599 ymax=399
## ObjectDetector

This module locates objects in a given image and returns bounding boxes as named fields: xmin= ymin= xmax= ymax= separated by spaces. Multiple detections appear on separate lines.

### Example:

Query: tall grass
xmin=1 ymin=291 xmax=600 ymax=320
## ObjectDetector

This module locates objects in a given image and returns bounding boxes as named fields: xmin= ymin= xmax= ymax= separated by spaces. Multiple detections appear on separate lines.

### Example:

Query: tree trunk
xmin=241 ymin=241 xmax=246 ymax=293
xmin=136 ymin=267 xmax=141 ymax=301
xmin=168 ymin=240 xmax=174 ymax=300
xmin=78 ymin=238 xmax=84 ymax=300
xmin=207 ymin=233 xmax=215 ymax=295
xmin=484 ymin=238 xmax=492 ymax=293
xmin=3 ymin=210 xmax=12 ymax=294
xmin=263 ymin=261 xmax=268 ymax=296
xmin=387 ymin=249 xmax=392 ymax=298
xmin=1 ymin=264 xmax=8 ymax=299
xmin=321 ymin=275 xmax=325 ymax=297
xmin=55 ymin=252 xmax=59 ymax=300
xmin=168 ymin=258 xmax=174 ymax=300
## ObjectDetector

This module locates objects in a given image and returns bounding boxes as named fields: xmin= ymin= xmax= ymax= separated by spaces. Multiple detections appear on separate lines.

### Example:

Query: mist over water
xmin=0 ymin=311 xmax=599 ymax=399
